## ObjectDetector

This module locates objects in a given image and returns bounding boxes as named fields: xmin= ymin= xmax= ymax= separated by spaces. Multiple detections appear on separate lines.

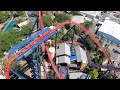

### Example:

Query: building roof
xmin=98 ymin=17 xmax=120 ymax=41
xmin=56 ymin=43 xmax=70 ymax=56
xmin=72 ymin=16 xmax=85 ymax=23
xmin=80 ymin=47 xmax=88 ymax=63
xmin=69 ymin=72 xmax=90 ymax=79
xmin=75 ymin=46 xmax=88 ymax=63
xmin=18 ymin=20 xmax=28 ymax=27
xmin=80 ymin=11 xmax=101 ymax=17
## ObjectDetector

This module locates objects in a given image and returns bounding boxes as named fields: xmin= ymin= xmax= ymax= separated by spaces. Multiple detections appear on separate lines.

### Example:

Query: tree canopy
xmin=0 ymin=25 xmax=32 ymax=58
xmin=92 ymin=57 xmax=100 ymax=65
xmin=77 ymin=38 xmax=83 ymax=43
xmin=51 ymin=28 xmax=65 ymax=43
xmin=54 ymin=13 xmax=71 ymax=23
xmin=0 ymin=11 xmax=8 ymax=23
xmin=65 ymin=24 xmax=71 ymax=30
xmin=89 ymin=68 xmax=99 ymax=79
xmin=83 ymin=20 xmax=93 ymax=28
xmin=69 ymin=11 xmax=81 ymax=15
xmin=78 ymin=35 xmax=98 ymax=52
xmin=16 ymin=11 xmax=25 ymax=16
xmin=74 ymin=26 xmax=81 ymax=35
xmin=43 ymin=15 xmax=53 ymax=27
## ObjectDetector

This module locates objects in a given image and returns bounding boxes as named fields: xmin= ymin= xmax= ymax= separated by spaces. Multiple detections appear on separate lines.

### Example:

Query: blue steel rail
xmin=28 ymin=16 xmax=38 ymax=37
xmin=8 ymin=27 xmax=50 ymax=57
xmin=70 ymin=56 xmax=76 ymax=61
xmin=14 ymin=30 xmax=58 ymax=66
xmin=10 ymin=69 xmax=26 ymax=79
xmin=12 ymin=29 xmax=58 ymax=79
xmin=70 ymin=52 xmax=76 ymax=61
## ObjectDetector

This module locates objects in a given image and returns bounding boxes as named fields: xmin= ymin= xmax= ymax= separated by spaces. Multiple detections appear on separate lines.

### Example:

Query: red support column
xmin=61 ymin=66 xmax=65 ymax=79
xmin=39 ymin=11 xmax=49 ymax=79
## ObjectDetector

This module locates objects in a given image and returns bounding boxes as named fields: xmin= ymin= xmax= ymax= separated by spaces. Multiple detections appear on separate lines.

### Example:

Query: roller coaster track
xmin=5 ymin=20 xmax=111 ymax=79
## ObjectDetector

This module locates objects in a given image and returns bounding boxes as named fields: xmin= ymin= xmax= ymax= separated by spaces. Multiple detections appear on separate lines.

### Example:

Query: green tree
xmin=77 ymin=38 xmax=83 ymax=43
xmin=69 ymin=11 xmax=80 ymax=15
xmin=51 ymin=29 xmax=65 ymax=43
xmin=85 ymin=36 xmax=97 ymax=51
xmin=74 ymin=26 xmax=81 ymax=35
xmin=0 ymin=25 xmax=32 ymax=58
xmin=99 ymin=38 xmax=104 ymax=44
xmin=20 ymin=25 xmax=32 ymax=36
xmin=43 ymin=15 xmax=52 ymax=27
xmin=83 ymin=20 xmax=93 ymax=28
xmin=16 ymin=11 xmax=25 ymax=17
xmin=0 ymin=11 xmax=8 ymax=23
xmin=98 ymin=50 xmax=105 ymax=60
xmin=54 ymin=13 xmax=71 ymax=23
xmin=89 ymin=68 xmax=99 ymax=79
xmin=65 ymin=24 xmax=71 ymax=30
xmin=53 ymin=21 xmax=58 ymax=26
xmin=2 ymin=59 xmax=8 ymax=70
xmin=2 ymin=58 xmax=23 ymax=76
xmin=0 ymin=52 xmax=4 ymax=58
xmin=0 ymin=31 xmax=13 ymax=52
xmin=92 ymin=57 xmax=100 ymax=65
xmin=58 ymin=29 xmax=65 ymax=42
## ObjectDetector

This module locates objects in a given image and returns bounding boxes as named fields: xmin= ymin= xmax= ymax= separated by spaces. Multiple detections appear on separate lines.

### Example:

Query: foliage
xmin=54 ymin=13 xmax=71 ymax=23
xmin=12 ymin=62 xmax=23 ymax=73
xmin=2 ymin=58 xmax=22 ymax=76
xmin=0 ymin=31 xmax=14 ymax=52
xmin=51 ymin=35 xmax=56 ymax=40
xmin=0 ymin=11 xmax=8 ymax=23
xmin=0 ymin=52 xmax=4 ymax=58
xmin=65 ymin=24 xmax=71 ymax=30
xmin=74 ymin=36 xmax=76 ymax=41
xmin=17 ymin=11 xmax=25 ymax=16
xmin=43 ymin=11 xmax=48 ymax=15
xmin=43 ymin=15 xmax=53 ymax=27
xmin=62 ymin=30 xmax=73 ymax=41
xmin=87 ymin=36 xmax=99 ymax=52
xmin=51 ymin=29 xmax=65 ymax=42
xmin=69 ymin=11 xmax=80 ymax=15
xmin=99 ymin=38 xmax=104 ymax=44
xmin=20 ymin=25 xmax=32 ymax=36
xmin=80 ymin=35 xmax=98 ymax=52
xmin=2 ymin=59 xmax=8 ymax=70
xmin=83 ymin=20 xmax=93 ymax=28
xmin=16 ymin=19 xmax=22 ymax=24
xmin=0 ymin=25 xmax=32 ymax=57
xmin=89 ymin=68 xmax=99 ymax=79
xmin=77 ymin=38 xmax=83 ymax=43
xmin=77 ymin=38 xmax=81 ymax=42
xmin=98 ymin=50 xmax=105 ymax=60
xmin=74 ymin=26 xmax=81 ymax=35
xmin=53 ymin=21 xmax=58 ymax=26
xmin=92 ymin=57 xmax=100 ymax=65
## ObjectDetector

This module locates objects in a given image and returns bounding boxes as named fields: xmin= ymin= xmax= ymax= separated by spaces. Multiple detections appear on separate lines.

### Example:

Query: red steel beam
xmin=39 ymin=11 xmax=44 ymax=30
xmin=45 ymin=45 xmax=61 ymax=79
xmin=61 ymin=66 xmax=65 ymax=79
xmin=39 ymin=11 xmax=47 ymax=79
